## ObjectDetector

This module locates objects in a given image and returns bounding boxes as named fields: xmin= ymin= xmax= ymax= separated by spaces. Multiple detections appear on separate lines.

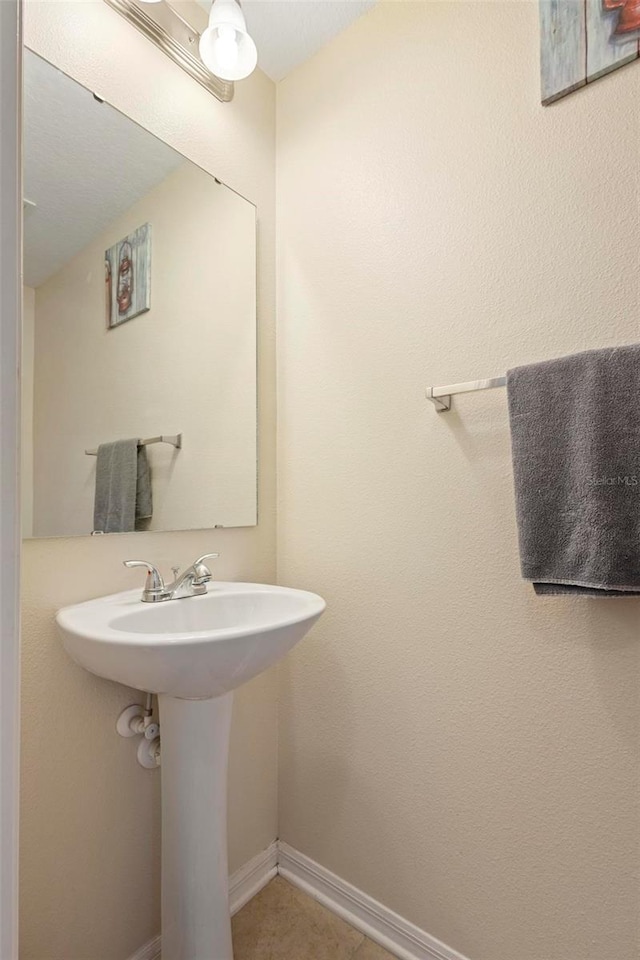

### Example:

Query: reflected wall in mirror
xmin=22 ymin=50 xmax=257 ymax=539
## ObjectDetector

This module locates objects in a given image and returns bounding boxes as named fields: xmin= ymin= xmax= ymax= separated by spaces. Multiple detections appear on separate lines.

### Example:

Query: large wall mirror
xmin=22 ymin=50 xmax=257 ymax=539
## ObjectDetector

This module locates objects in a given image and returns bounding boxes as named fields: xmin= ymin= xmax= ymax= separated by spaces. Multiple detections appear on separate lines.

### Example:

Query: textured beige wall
xmin=21 ymin=285 xmax=34 ymax=538
xmin=21 ymin=2 xmax=276 ymax=958
xmin=276 ymin=4 xmax=640 ymax=960
xmin=33 ymin=163 xmax=256 ymax=536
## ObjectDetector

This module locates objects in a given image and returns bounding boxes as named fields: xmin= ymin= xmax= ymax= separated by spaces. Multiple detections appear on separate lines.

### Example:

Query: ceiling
xmin=196 ymin=0 xmax=376 ymax=81
xmin=23 ymin=51 xmax=186 ymax=288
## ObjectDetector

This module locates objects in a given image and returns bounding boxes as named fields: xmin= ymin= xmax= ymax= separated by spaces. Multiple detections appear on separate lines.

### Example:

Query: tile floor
xmin=232 ymin=877 xmax=395 ymax=960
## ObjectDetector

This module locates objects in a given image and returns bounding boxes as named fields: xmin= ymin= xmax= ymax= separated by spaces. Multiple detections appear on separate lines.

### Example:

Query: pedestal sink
xmin=57 ymin=581 xmax=325 ymax=960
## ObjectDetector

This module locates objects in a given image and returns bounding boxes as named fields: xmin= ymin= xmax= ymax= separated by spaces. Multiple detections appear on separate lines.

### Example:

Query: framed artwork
xmin=105 ymin=222 xmax=151 ymax=328
xmin=540 ymin=0 xmax=640 ymax=105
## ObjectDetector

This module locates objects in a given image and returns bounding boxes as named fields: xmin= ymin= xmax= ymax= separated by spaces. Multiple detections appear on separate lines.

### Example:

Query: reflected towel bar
xmin=85 ymin=434 xmax=183 ymax=456
xmin=426 ymin=376 xmax=507 ymax=412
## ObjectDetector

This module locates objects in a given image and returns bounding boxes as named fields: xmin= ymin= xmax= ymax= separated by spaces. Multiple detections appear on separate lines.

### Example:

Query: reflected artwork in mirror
xmin=22 ymin=50 xmax=257 ymax=539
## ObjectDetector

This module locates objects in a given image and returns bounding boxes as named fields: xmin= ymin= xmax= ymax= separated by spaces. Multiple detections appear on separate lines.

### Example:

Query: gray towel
xmin=507 ymin=344 xmax=640 ymax=596
xmin=93 ymin=439 xmax=153 ymax=534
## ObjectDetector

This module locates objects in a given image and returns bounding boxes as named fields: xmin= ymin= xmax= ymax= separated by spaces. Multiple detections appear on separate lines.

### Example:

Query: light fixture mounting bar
xmin=103 ymin=0 xmax=234 ymax=103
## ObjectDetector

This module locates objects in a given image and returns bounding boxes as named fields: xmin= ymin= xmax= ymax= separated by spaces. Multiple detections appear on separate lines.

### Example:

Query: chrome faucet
xmin=123 ymin=554 xmax=220 ymax=602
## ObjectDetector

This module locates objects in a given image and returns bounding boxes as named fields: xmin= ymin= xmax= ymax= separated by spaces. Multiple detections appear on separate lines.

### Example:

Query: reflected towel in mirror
xmin=93 ymin=438 xmax=153 ymax=534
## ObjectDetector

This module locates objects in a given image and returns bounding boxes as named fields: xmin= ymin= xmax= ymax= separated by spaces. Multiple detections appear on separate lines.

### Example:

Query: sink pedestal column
xmin=159 ymin=692 xmax=234 ymax=960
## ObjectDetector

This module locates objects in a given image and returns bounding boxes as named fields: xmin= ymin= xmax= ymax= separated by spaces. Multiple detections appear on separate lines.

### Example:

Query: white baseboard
xmin=278 ymin=842 xmax=470 ymax=960
xmin=127 ymin=841 xmax=278 ymax=960
xmin=127 ymin=934 xmax=162 ymax=960
xmin=128 ymin=840 xmax=470 ymax=960
xmin=229 ymin=841 xmax=279 ymax=915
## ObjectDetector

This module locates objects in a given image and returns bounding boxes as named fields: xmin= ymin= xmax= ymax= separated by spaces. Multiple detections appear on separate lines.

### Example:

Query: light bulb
xmin=213 ymin=25 xmax=239 ymax=74
xmin=199 ymin=0 xmax=257 ymax=81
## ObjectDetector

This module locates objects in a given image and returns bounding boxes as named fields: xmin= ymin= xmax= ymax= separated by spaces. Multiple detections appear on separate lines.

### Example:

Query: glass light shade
xmin=199 ymin=0 xmax=257 ymax=81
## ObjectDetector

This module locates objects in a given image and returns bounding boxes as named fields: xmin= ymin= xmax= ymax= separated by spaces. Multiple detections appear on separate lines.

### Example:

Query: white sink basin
xmin=57 ymin=581 xmax=325 ymax=699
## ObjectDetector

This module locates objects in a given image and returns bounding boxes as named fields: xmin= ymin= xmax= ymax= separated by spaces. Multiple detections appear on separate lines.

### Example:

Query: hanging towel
xmin=507 ymin=344 xmax=640 ymax=596
xmin=93 ymin=439 xmax=153 ymax=534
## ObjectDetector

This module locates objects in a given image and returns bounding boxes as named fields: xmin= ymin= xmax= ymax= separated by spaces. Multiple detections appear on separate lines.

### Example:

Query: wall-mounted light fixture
xmin=103 ymin=0 xmax=258 ymax=101
xmin=199 ymin=0 xmax=257 ymax=81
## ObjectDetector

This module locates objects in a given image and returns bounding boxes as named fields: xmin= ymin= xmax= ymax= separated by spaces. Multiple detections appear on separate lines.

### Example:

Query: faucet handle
xmin=191 ymin=553 xmax=220 ymax=584
xmin=193 ymin=553 xmax=220 ymax=567
xmin=123 ymin=560 xmax=166 ymax=598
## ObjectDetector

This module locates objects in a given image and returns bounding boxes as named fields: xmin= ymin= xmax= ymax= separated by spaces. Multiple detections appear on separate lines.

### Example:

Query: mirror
xmin=22 ymin=50 xmax=257 ymax=539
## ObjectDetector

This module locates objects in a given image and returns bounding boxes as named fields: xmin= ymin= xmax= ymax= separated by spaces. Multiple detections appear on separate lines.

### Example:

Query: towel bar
xmin=426 ymin=376 xmax=506 ymax=412
xmin=85 ymin=434 xmax=182 ymax=456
